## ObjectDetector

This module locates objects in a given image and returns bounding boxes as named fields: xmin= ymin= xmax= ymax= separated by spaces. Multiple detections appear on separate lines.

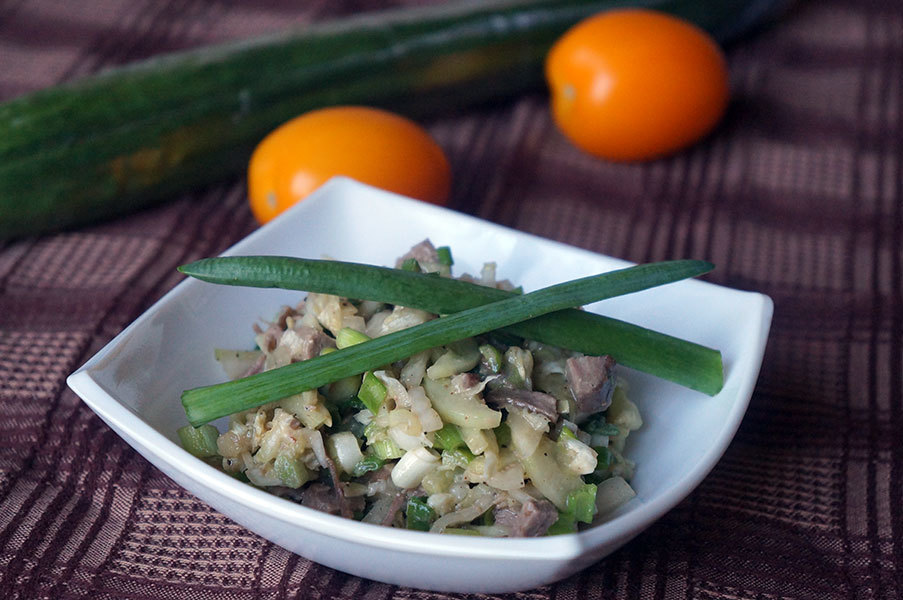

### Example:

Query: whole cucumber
xmin=0 ymin=0 xmax=785 ymax=239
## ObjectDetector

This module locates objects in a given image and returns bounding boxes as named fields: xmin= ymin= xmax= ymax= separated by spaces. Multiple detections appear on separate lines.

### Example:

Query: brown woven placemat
xmin=1 ymin=1 xmax=900 ymax=598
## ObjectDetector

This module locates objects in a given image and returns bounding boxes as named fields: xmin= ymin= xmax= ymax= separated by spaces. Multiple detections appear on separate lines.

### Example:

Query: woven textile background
xmin=1 ymin=1 xmax=901 ymax=599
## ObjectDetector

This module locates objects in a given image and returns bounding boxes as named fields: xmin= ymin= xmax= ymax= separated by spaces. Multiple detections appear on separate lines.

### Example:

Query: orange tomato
xmin=545 ymin=9 xmax=729 ymax=161
xmin=248 ymin=106 xmax=451 ymax=224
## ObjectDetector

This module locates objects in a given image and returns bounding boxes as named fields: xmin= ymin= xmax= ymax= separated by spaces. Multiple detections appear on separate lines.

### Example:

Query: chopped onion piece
xmin=241 ymin=452 xmax=282 ymax=487
xmin=375 ymin=370 xmax=411 ymax=409
xmin=362 ymin=492 xmax=396 ymax=525
xmin=427 ymin=493 xmax=456 ymax=516
xmin=214 ymin=348 xmax=263 ymax=380
xmin=595 ymin=476 xmax=636 ymax=517
xmin=558 ymin=436 xmax=598 ymax=475
xmin=326 ymin=431 xmax=364 ymax=474
xmin=378 ymin=306 xmax=434 ymax=335
xmin=299 ymin=428 xmax=329 ymax=470
xmin=391 ymin=447 xmax=439 ymax=489
xmin=430 ymin=488 xmax=495 ymax=533
xmin=507 ymin=407 xmax=547 ymax=460
xmin=388 ymin=426 xmax=430 ymax=451
xmin=409 ymin=386 xmax=443 ymax=432
xmin=400 ymin=350 xmax=431 ymax=388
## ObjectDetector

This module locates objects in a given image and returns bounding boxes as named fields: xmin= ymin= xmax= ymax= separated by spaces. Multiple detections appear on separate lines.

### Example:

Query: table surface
xmin=1 ymin=1 xmax=901 ymax=599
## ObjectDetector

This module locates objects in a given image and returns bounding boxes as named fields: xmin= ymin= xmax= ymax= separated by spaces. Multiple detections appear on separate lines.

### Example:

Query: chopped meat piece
xmin=274 ymin=305 xmax=301 ymax=329
xmin=241 ymin=353 xmax=266 ymax=377
xmin=450 ymin=372 xmax=482 ymax=394
xmin=300 ymin=483 xmax=363 ymax=516
xmin=485 ymin=388 xmax=558 ymax=421
xmin=395 ymin=239 xmax=439 ymax=269
xmin=565 ymin=355 xmax=615 ymax=423
xmin=381 ymin=491 xmax=409 ymax=527
xmin=288 ymin=325 xmax=335 ymax=361
xmin=323 ymin=454 xmax=353 ymax=519
xmin=269 ymin=486 xmax=306 ymax=503
xmin=365 ymin=464 xmax=393 ymax=483
xmin=494 ymin=498 xmax=559 ymax=537
xmin=253 ymin=322 xmax=282 ymax=352
xmin=346 ymin=494 xmax=366 ymax=516
xmin=301 ymin=483 xmax=343 ymax=515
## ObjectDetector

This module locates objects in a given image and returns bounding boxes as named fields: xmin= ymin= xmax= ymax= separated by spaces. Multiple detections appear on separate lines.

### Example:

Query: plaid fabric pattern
xmin=0 ymin=1 xmax=901 ymax=598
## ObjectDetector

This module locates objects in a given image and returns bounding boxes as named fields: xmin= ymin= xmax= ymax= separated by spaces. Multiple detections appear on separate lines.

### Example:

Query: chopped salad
xmin=178 ymin=241 xmax=641 ymax=536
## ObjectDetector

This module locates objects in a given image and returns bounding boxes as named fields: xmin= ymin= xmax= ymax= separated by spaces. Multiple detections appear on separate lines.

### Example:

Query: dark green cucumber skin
xmin=0 ymin=0 xmax=781 ymax=239
xmin=178 ymin=256 xmax=724 ymax=395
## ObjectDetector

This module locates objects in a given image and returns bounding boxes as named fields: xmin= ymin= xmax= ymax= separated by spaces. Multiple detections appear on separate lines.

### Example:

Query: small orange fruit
xmin=545 ymin=9 xmax=730 ymax=161
xmin=248 ymin=106 xmax=451 ymax=224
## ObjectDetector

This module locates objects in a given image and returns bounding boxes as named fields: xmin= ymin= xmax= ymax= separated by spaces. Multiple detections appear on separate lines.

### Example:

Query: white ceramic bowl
xmin=67 ymin=178 xmax=773 ymax=593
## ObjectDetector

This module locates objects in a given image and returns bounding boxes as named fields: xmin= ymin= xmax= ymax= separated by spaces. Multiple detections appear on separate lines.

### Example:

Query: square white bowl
xmin=67 ymin=177 xmax=773 ymax=593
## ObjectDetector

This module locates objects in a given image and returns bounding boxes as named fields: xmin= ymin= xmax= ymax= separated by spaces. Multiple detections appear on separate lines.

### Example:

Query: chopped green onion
xmin=546 ymin=512 xmax=577 ymax=536
xmin=432 ymin=422 xmax=465 ymax=450
xmin=502 ymin=347 xmax=531 ymax=389
xmin=177 ymin=424 xmax=219 ymax=458
xmin=363 ymin=421 xmax=381 ymax=441
xmin=340 ymin=395 xmax=368 ymax=413
xmin=370 ymin=439 xmax=404 ymax=460
xmin=421 ymin=469 xmax=454 ymax=495
xmin=351 ymin=454 xmax=385 ymax=477
xmin=441 ymin=447 xmax=474 ymax=469
xmin=594 ymin=446 xmax=613 ymax=470
xmin=558 ymin=425 xmax=578 ymax=441
xmin=274 ymin=455 xmax=311 ymax=488
xmin=346 ymin=415 xmax=367 ymax=439
xmin=436 ymin=246 xmax=453 ymax=267
xmin=179 ymin=256 xmax=722 ymax=395
xmin=357 ymin=371 xmax=386 ymax=415
xmin=405 ymin=496 xmax=436 ymax=531
xmin=584 ymin=415 xmax=621 ymax=437
xmin=546 ymin=483 xmax=598 ymax=533
xmin=585 ymin=447 xmax=615 ymax=485
xmin=181 ymin=260 xmax=714 ymax=426
xmin=478 ymin=343 xmax=502 ymax=373
xmin=566 ymin=483 xmax=598 ymax=524
xmin=336 ymin=327 xmax=370 ymax=349
xmin=401 ymin=258 xmax=421 ymax=272
xmin=493 ymin=421 xmax=512 ymax=447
